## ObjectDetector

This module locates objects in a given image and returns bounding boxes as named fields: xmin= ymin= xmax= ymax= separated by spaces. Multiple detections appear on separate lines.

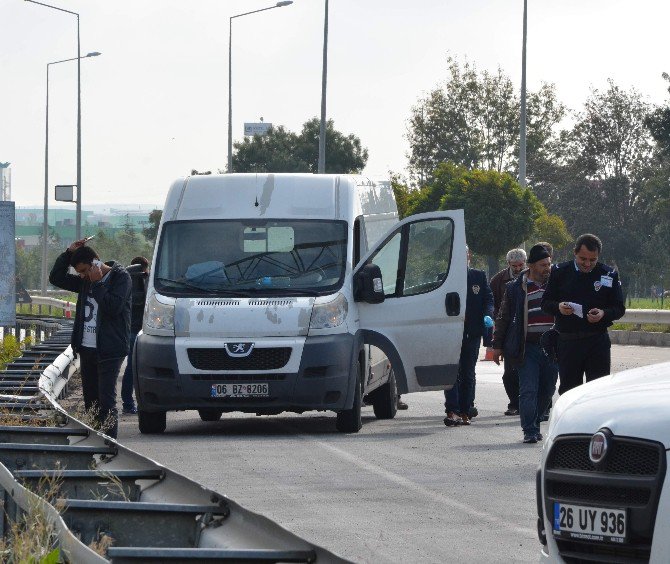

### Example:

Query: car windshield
xmin=154 ymin=219 xmax=348 ymax=297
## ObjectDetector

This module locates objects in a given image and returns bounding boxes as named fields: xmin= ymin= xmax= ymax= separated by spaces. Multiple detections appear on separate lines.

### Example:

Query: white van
xmin=134 ymin=173 xmax=466 ymax=433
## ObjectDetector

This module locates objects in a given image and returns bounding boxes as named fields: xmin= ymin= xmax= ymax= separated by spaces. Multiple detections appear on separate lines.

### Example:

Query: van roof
xmin=164 ymin=173 xmax=397 ymax=221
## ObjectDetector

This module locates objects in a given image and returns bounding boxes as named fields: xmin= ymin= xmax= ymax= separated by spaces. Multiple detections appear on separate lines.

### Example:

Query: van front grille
xmin=187 ymin=348 xmax=291 ymax=370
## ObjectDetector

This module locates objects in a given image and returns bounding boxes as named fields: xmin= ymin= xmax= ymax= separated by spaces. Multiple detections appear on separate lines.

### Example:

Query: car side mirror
xmin=354 ymin=263 xmax=385 ymax=304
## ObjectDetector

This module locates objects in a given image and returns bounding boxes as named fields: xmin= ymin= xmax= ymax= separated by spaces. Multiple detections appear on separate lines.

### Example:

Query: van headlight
xmin=309 ymin=293 xmax=348 ymax=329
xmin=144 ymin=293 xmax=175 ymax=334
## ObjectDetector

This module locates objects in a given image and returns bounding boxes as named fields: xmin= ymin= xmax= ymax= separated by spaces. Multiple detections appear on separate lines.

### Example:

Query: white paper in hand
xmin=566 ymin=302 xmax=583 ymax=318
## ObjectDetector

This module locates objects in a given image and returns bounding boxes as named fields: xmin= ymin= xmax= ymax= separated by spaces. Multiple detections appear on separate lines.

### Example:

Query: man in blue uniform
xmin=541 ymin=234 xmax=625 ymax=394
xmin=444 ymin=248 xmax=494 ymax=426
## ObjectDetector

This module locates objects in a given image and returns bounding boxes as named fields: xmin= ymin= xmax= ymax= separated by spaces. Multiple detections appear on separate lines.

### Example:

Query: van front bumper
xmin=134 ymin=333 xmax=357 ymax=413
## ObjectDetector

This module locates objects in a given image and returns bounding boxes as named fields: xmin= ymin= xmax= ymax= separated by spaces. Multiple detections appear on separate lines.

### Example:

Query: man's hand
xmin=587 ymin=308 xmax=604 ymax=323
xmin=68 ymin=238 xmax=87 ymax=253
xmin=559 ymin=302 xmax=574 ymax=316
xmin=492 ymin=349 xmax=503 ymax=366
xmin=88 ymin=262 xmax=103 ymax=283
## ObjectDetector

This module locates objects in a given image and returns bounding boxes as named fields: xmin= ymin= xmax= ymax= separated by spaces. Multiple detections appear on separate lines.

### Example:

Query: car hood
xmin=174 ymin=296 xmax=315 ymax=338
xmin=549 ymin=362 xmax=670 ymax=449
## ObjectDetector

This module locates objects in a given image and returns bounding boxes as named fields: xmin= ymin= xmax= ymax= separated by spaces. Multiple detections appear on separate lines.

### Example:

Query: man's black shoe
xmin=397 ymin=399 xmax=408 ymax=410
xmin=505 ymin=408 xmax=519 ymax=416
xmin=535 ymin=433 xmax=543 ymax=441
xmin=469 ymin=406 xmax=478 ymax=418
xmin=523 ymin=434 xmax=538 ymax=444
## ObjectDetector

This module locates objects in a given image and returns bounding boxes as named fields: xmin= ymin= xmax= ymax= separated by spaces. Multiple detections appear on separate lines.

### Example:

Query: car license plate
xmin=553 ymin=502 xmax=627 ymax=544
xmin=210 ymin=383 xmax=269 ymax=398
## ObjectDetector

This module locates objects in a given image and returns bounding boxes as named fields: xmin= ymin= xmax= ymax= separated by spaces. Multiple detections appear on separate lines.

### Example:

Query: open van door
xmin=353 ymin=211 xmax=466 ymax=394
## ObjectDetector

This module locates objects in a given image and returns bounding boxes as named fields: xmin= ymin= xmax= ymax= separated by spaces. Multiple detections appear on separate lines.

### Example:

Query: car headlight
xmin=309 ymin=293 xmax=348 ymax=330
xmin=144 ymin=293 xmax=175 ymax=334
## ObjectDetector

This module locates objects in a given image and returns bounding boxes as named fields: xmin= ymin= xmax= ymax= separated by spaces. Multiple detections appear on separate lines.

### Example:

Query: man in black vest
xmin=541 ymin=234 xmax=625 ymax=394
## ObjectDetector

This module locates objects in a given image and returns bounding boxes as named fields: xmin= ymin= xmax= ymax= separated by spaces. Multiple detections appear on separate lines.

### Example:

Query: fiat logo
xmin=589 ymin=431 xmax=608 ymax=464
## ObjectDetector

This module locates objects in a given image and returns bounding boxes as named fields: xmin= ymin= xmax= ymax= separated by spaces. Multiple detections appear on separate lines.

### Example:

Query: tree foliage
xmin=232 ymin=118 xmax=368 ymax=174
xmin=142 ymin=209 xmax=162 ymax=242
xmin=406 ymin=57 xmax=565 ymax=183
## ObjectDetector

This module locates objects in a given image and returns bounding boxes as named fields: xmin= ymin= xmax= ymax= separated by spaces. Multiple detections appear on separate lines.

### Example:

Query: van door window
xmin=404 ymin=219 xmax=454 ymax=296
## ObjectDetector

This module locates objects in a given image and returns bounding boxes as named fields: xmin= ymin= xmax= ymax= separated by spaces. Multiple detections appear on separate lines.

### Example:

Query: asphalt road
xmin=117 ymin=345 xmax=670 ymax=564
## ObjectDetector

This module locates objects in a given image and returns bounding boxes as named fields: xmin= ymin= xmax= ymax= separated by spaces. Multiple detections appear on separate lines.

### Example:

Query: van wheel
xmin=138 ymin=410 xmax=166 ymax=434
xmin=372 ymin=369 xmax=398 ymax=420
xmin=336 ymin=361 xmax=363 ymax=433
xmin=198 ymin=409 xmax=223 ymax=422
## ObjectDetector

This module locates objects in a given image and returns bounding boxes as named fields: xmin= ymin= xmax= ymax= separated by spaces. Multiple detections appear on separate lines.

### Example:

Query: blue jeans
xmin=121 ymin=332 xmax=137 ymax=410
xmin=444 ymin=336 xmax=481 ymax=414
xmin=518 ymin=342 xmax=558 ymax=436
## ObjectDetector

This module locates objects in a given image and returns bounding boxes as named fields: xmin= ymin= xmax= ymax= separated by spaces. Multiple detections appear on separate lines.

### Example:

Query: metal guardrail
xmin=0 ymin=319 xmax=349 ymax=563
xmin=620 ymin=309 xmax=670 ymax=325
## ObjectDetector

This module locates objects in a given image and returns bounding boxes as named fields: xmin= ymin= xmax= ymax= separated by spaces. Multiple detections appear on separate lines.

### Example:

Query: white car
xmin=537 ymin=362 xmax=670 ymax=563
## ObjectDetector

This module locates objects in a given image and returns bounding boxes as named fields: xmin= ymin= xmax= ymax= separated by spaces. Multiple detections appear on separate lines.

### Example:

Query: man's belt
xmin=558 ymin=330 xmax=606 ymax=341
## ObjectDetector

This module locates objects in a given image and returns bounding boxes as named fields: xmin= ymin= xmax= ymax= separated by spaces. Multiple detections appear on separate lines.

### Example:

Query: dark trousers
xmin=121 ymin=332 xmax=137 ymax=409
xmin=518 ymin=343 xmax=557 ymax=436
xmin=557 ymin=332 xmax=611 ymax=395
xmin=502 ymin=358 xmax=519 ymax=410
xmin=78 ymin=347 xmax=123 ymax=439
xmin=444 ymin=336 xmax=481 ymax=414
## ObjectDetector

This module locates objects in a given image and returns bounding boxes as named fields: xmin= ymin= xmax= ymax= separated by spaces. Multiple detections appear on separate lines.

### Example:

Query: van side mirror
xmin=354 ymin=263 xmax=385 ymax=304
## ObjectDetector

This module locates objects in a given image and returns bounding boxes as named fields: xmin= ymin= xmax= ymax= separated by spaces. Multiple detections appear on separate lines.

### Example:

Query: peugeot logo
xmin=589 ymin=431 xmax=609 ymax=464
xmin=224 ymin=342 xmax=254 ymax=357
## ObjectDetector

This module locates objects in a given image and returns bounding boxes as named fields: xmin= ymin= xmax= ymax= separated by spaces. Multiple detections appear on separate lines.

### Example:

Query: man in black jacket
xmin=541 ymin=233 xmax=625 ymax=394
xmin=444 ymin=249 xmax=494 ymax=427
xmin=49 ymin=239 xmax=131 ymax=438
xmin=120 ymin=256 xmax=149 ymax=415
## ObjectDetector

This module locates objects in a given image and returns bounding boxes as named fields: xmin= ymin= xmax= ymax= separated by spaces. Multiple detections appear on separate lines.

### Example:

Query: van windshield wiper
xmin=155 ymin=277 xmax=218 ymax=294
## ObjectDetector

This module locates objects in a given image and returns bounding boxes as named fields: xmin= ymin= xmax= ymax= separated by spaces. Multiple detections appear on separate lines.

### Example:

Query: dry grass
xmin=88 ymin=532 xmax=115 ymax=556
xmin=0 ymin=474 xmax=63 ymax=562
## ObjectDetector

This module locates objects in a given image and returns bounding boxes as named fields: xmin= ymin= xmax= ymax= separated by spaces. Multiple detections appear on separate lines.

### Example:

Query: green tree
xmin=406 ymin=57 xmax=565 ymax=183
xmin=533 ymin=212 xmax=571 ymax=252
xmin=142 ymin=209 xmax=162 ymax=243
xmin=231 ymin=118 xmax=368 ymax=174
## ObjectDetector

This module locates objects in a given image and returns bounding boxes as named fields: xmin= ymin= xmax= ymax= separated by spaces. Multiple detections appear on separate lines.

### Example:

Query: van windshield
xmin=154 ymin=219 xmax=348 ymax=297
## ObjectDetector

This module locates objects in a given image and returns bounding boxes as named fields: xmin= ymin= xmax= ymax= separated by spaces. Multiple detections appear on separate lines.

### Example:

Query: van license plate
xmin=210 ymin=383 xmax=269 ymax=398
xmin=553 ymin=502 xmax=626 ymax=544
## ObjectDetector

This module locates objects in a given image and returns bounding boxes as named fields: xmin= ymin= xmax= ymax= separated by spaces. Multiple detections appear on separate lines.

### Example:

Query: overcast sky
xmin=2 ymin=0 xmax=669 ymax=209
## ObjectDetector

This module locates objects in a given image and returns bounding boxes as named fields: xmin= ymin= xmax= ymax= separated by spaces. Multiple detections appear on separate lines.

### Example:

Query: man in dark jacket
xmin=120 ymin=256 xmax=149 ymax=415
xmin=540 ymin=233 xmax=625 ymax=394
xmin=489 ymin=248 xmax=526 ymax=416
xmin=444 ymin=249 xmax=494 ymax=426
xmin=49 ymin=239 xmax=131 ymax=438
xmin=492 ymin=244 xmax=557 ymax=444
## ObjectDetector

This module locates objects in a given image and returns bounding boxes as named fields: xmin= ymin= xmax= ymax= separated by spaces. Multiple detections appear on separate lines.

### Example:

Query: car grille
xmin=547 ymin=437 xmax=660 ymax=475
xmin=545 ymin=434 xmax=666 ymax=563
xmin=190 ymin=373 xmax=286 ymax=381
xmin=187 ymin=348 xmax=291 ymax=371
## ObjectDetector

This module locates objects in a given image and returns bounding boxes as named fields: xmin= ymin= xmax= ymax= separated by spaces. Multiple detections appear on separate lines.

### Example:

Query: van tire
xmin=198 ymin=409 xmax=223 ymax=422
xmin=336 ymin=361 xmax=363 ymax=433
xmin=372 ymin=369 xmax=398 ymax=420
xmin=138 ymin=410 xmax=167 ymax=434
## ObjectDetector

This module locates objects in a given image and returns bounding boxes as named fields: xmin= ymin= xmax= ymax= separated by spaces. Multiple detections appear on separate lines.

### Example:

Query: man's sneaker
xmin=397 ymin=399 xmax=409 ymax=410
xmin=505 ymin=408 xmax=519 ymax=416
xmin=443 ymin=412 xmax=462 ymax=427
xmin=468 ymin=406 xmax=479 ymax=418
xmin=523 ymin=433 xmax=538 ymax=444
xmin=122 ymin=406 xmax=138 ymax=415
xmin=535 ymin=433 xmax=543 ymax=441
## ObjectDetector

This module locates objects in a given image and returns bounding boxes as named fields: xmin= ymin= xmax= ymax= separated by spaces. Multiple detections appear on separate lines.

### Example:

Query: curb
xmin=609 ymin=330 xmax=670 ymax=347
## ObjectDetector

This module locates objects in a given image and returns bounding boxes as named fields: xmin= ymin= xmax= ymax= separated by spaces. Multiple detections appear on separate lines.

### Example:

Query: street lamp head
xmin=86 ymin=52 xmax=102 ymax=57
xmin=276 ymin=1 xmax=293 ymax=6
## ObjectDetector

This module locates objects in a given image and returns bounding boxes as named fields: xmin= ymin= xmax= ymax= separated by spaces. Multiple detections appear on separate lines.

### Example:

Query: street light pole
xmin=25 ymin=0 xmax=83 ymax=237
xmin=519 ymin=0 xmax=528 ymax=188
xmin=41 ymin=53 xmax=101 ymax=296
xmin=318 ymin=0 xmax=329 ymax=174
xmin=227 ymin=1 xmax=293 ymax=173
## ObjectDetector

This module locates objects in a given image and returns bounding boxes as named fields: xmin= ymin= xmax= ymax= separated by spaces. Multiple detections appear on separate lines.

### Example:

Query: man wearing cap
xmin=541 ymin=233 xmax=625 ymax=394
xmin=492 ymin=244 xmax=557 ymax=444
xmin=489 ymin=248 xmax=527 ymax=416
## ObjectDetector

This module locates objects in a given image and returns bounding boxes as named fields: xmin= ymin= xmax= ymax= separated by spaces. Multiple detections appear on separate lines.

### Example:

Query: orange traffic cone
xmin=65 ymin=302 xmax=72 ymax=319
xmin=482 ymin=347 xmax=495 ymax=361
